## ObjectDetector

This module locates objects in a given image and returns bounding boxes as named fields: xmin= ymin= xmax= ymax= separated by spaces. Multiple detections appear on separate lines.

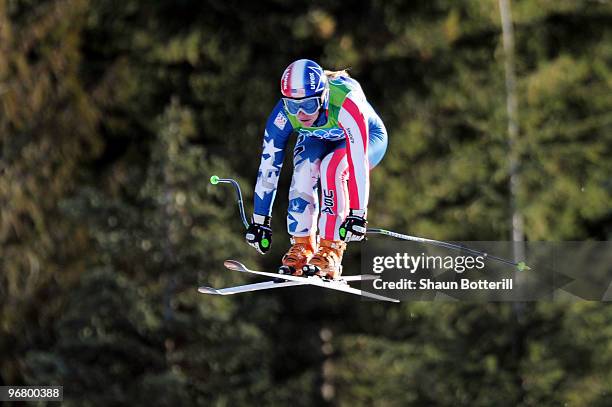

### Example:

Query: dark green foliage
xmin=1 ymin=0 xmax=610 ymax=405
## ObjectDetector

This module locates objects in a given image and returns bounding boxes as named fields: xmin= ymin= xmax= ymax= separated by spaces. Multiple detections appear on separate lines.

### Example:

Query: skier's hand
xmin=339 ymin=209 xmax=367 ymax=242
xmin=246 ymin=214 xmax=272 ymax=254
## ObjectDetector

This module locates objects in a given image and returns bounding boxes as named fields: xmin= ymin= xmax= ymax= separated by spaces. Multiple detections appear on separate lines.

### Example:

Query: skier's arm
xmin=246 ymin=101 xmax=292 ymax=254
xmin=338 ymin=93 xmax=370 ymax=214
xmin=253 ymin=100 xmax=293 ymax=217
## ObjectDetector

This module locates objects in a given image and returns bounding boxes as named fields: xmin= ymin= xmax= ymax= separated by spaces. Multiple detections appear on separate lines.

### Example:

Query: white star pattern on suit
xmin=262 ymin=137 xmax=282 ymax=158
xmin=290 ymin=158 xmax=315 ymax=196
xmin=288 ymin=157 xmax=319 ymax=233
xmin=255 ymin=155 xmax=280 ymax=201
xmin=288 ymin=206 xmax=315 ymax=233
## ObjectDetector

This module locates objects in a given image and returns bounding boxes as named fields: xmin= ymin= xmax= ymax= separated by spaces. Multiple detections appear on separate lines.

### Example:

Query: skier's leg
xmin=302 ymin=146 xmax=349 ymax=279
xmin=287 ymin=134 xmax=330 ymax=236
xmin=319 ymin=147 xmax=350 ymax=241
xmin=282 ymin=135 xmax=332 ymax=274
xmin=307 ymin=132 xmax=388 ymax=279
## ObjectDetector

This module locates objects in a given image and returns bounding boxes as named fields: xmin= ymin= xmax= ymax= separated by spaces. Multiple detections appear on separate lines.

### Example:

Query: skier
xmin=245 ymin=59 xmax=388 ymax=279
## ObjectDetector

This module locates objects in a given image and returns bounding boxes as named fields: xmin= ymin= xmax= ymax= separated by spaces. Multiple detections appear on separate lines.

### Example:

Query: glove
xmin=246 ymin=214 xmax=272 ymax=254
xmin=339 ymin=209 xmax=367 ymax=242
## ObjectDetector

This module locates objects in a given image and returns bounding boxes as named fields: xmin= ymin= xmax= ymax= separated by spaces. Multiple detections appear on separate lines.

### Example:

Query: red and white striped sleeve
xmin=338 ymin=93 xmax=369 ymax=213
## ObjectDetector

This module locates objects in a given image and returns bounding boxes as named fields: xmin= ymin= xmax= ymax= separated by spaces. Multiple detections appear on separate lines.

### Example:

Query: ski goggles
xmin=282 ymin=95 xmax=322 ymax=116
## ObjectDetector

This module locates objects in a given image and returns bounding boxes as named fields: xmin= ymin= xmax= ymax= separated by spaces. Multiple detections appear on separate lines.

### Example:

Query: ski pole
xmin=210 ymin=175 xmax=530 ymax=271
xmin=210 ymin=175 xmax=249 ymax=229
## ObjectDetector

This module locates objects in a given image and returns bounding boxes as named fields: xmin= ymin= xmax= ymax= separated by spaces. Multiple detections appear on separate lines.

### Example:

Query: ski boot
xmin=278 ymin=235 xmax=317 ymax=276
xmin=302 ymin=239 xmax=346 ymax=280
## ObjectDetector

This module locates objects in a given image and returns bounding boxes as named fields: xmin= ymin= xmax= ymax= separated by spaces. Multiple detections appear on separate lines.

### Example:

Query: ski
xmin=218 ymin=260 xmax=399 ymax=303
xmin=199 ymin=266 xmax=380 ymax=296
xmin=199 ymin=280 xmax=304 ymax=295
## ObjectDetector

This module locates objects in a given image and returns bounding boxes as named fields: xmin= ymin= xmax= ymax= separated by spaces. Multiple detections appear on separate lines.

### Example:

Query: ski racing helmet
xmin=280 ymin=59 xmax=329 ymax=111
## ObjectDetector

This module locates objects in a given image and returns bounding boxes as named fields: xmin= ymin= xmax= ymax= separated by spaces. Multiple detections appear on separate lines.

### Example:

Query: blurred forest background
xmin=1 ymin=0 xmax=611 ymax=405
